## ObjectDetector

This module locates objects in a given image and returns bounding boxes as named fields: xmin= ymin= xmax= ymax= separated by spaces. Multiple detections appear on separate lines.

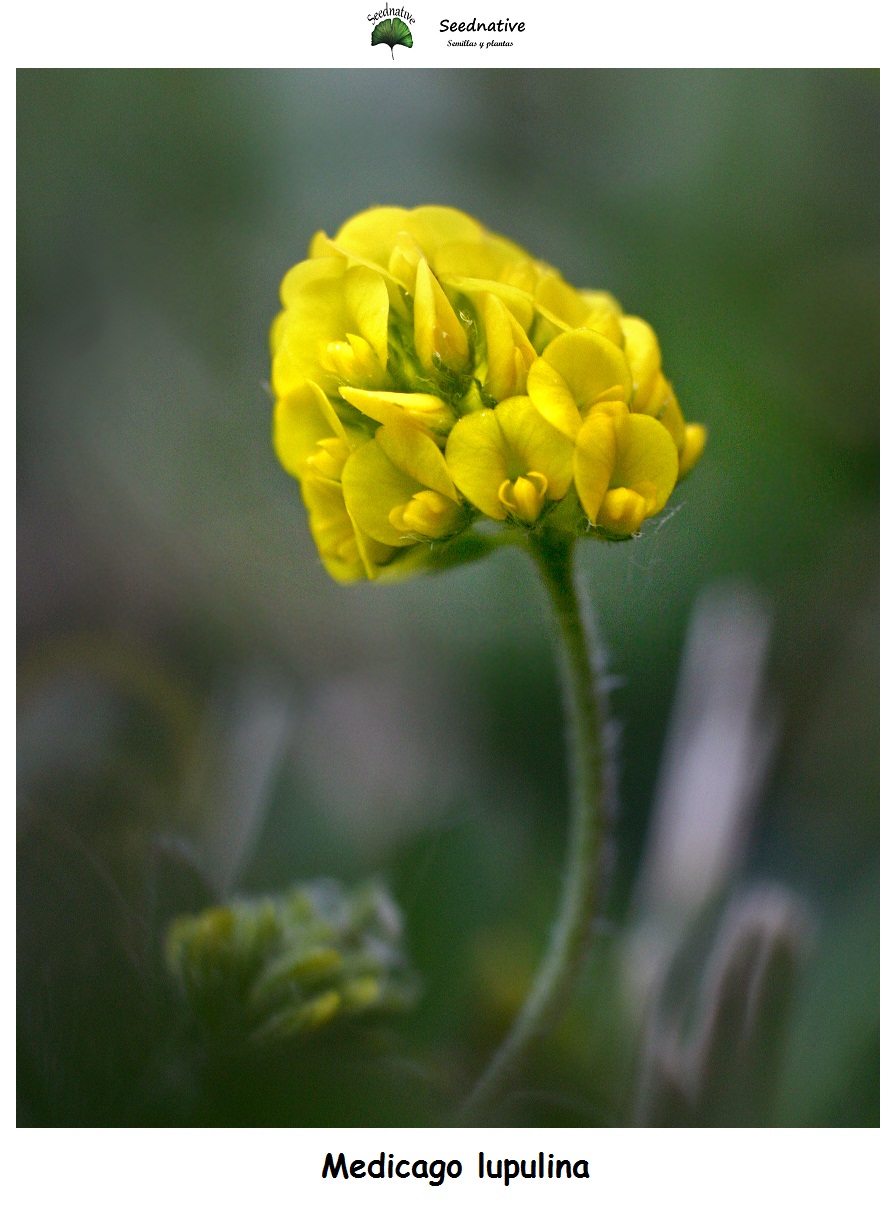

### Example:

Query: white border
xmin=12 ymin=3 xmax=883 ymax=68
xmin=12 ymin=20 xmax=884 ymax=1208
xmin=14 ymin=1127 xmax=888 ymax=1203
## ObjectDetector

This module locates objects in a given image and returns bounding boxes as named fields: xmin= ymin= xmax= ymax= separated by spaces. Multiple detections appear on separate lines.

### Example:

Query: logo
xmin=368 ymin=6 xmax=415 ymax=58
xmin=437 ymin=15 xmax=526 ymax=49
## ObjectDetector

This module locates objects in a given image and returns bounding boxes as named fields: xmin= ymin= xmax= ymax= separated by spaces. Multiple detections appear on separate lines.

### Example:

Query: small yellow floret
xmin=597 ymin=488 xmax=649 ymax=537
xmin=389 ymin=490 xmax=464 ymax=539
xmin=497 ymin=472 xmax=549 ymax=523
xmin=320 ymin=335 xmax=387 ymax=390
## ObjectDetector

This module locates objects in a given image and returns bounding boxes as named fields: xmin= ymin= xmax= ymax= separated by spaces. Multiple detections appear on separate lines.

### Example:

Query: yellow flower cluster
xmin=166 ymin=880 xmax=416 ymax=1042
xmin=272 ymin=206 xmax=705 ymax=582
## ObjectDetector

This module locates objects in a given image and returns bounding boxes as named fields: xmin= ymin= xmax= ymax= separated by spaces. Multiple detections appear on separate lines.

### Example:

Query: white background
xmin=12 ymin=2 xmax=883 ymax=68
xmin=15 ymin=1126 xmax=890 ymax=1202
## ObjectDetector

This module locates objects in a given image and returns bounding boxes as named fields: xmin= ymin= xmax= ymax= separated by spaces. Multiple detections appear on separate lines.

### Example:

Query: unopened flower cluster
xmin=166 ymin=880 xmax=415 ymax=1042
xmin=272 ymin=206 xmax=706 ymax=582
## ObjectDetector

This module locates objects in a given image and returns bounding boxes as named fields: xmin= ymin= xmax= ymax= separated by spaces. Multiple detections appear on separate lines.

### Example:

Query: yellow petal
xmin=342 ymin=441 xmax=417 ymax=546
xmin=433 ymin=239 xmax=526 ymax=282
xmin=529 ymin=329 xmax=632 ymax=438
xmin=405 ymin=206 xmax=485 ymax=256
xmin=279 ymin=255 xmax=346 ymax=308
xmin=611 ymin=412 xmax=679 ymax=515
xmin=308 ymin=229 xmax=336 ymax=259
xmin=657 ymin=387 xmax=686 ymax=450
xmin=269 ymin=309 xmax=288 ymax=357
xmin=574 ymin=411 xmax=617 ymax=523
xmin=596 ymin=488 xmax=649 ymax=537
xmin=445 ymin=408 xmax=511 ymax=519
xmin=580 ymin=289 xmax=623 ymax=317
xmin=621 ymin=316 xmax=663 ymax=413
xmin=482 ymin=294 xmax=536 ymax=401
xmin=307 ymin=230 xmax=407 ymax=314
xmin=301 ymin=473 xmax=392 ymax=582
xmin=534 ymin=273 xmax=592 ymax=328
xmin=387 ymin=232 xmax=424 ymax=293
xmin=388 ymin=489 xmax=464 ymax=539
xmin=375 ymin=420 xmax=459 ymax=501
xmin=320 ymin=333 xmax=387 ymax=390
xmin=526 ymin=359 xmax=583 ymax=440
xmin=545 ymin=328 xmax=633 ymax=407
xmin=273 ymin=380 xmax=349 ymax=481
xmin=344 ymin=266 xmax=390 ymax=367
xmin=440 ymin=276 xmax=535 ymax=330
xmin=327 ymin=207 xmax=415 ymax=269
xmin=413 ymin=258 xmax=469 ymax=373
xmin=278 ymin=262 xmax=389 ymax=388
xmin=306 ymin=436 xmax=351 ymax=480
xmin=497 ymin=472 xmax=549 ymax=523
xmin=678 ymin=423 xmax=707 ymax=479
xmin=581 ymin=291 xmax=624 ymax=346
xmin=446 ymin=395 xmax=574 ymax=521
xmin=325 ymin=206 xmax=484 ymax=273
xmin=500 ymin=256 xmax=548 ymax=295
xmin=339 ymin=386 xmax=454 ymax=439
xmin=495 ymin=394 xmax=574 ymax=499
xmin=354 ymin=527 xmax=396 ymax=580
xmin=274 ymin=265 xmax=382 ymax=396
xmin=342 ymin=437 xmax=464 ymax=547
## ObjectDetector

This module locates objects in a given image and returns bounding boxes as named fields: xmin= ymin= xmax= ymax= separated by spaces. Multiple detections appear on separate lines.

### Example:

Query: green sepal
xmin=374 ymin=523 xmax=503 ymax=581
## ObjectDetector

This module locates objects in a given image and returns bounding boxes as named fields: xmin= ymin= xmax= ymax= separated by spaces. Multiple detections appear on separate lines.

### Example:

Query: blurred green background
xmin=18 ymin=70 xmax=878 ymax=1126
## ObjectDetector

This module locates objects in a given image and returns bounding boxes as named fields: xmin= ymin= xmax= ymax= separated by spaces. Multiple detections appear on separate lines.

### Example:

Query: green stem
xmin=461 ymin=531 xmax=612 ymax=1120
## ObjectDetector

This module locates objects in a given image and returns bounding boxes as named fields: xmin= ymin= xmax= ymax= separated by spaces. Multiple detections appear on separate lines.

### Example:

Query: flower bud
xmin=166 ymin=879 xmax=417 ymax=1044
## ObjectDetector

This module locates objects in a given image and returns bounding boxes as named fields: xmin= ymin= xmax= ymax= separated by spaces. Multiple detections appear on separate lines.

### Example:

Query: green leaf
xmin=371 ymin=18 xmax=413 ymax=58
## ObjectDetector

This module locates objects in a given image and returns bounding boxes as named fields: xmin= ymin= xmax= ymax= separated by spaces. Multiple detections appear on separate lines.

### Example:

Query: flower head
xmin=271 ymin=206 xmax=705 ymax=580
xmin=166 ymin=880 xmax=416 ymax=1043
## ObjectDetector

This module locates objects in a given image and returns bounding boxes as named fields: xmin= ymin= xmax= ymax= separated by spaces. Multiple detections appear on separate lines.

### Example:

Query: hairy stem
xmin=461 ymin=532 xmax=612 ymax=1120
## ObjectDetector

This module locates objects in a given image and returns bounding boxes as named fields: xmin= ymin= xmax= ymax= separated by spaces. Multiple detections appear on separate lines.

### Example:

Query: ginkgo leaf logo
xmin=371 ymin=17 xmax=413 ymax=58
